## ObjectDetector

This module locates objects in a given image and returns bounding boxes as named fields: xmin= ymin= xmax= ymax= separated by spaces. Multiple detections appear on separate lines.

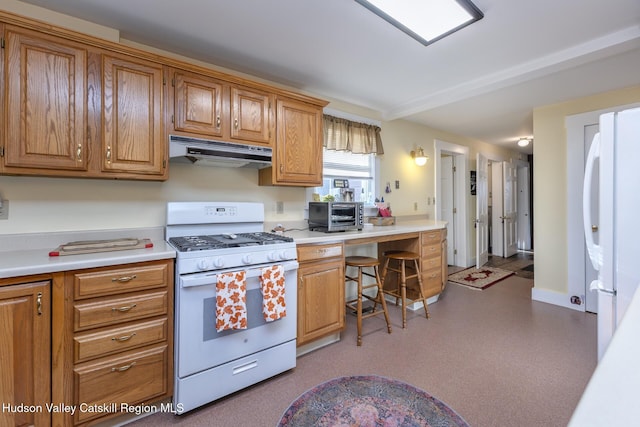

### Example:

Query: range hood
xmin=169 ymin=135 xmax=272 ymax=168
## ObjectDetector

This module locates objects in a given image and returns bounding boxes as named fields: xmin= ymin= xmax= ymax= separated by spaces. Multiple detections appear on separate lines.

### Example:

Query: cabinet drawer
xmin=73 ymin=262 xmax=169 ymax=300
xmin=297 ymin=243 xmax=343 ymax=262
xmin=74 ymin=344 xmax=168 ymax=424
xmin=422 ymin=243 xmax=441 ymax=259
xmin=74 ymin=291 xmax=168 ymax=331
xmin=421 ymin=231 xmax=441 ymax=245
xmin=422 ymin=256 xmax=441 ymax=272
xmin=74 ymin=318 xmax=168 ymax=363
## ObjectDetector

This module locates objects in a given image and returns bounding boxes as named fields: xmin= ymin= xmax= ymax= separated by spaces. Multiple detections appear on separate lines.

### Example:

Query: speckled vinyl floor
xmin=119 ymin=254 xmax=595 ymax=427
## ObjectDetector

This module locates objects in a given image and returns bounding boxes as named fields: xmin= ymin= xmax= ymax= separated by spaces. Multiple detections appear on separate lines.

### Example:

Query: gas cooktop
xmin=169 ymin=232 xmax=293 ymax=252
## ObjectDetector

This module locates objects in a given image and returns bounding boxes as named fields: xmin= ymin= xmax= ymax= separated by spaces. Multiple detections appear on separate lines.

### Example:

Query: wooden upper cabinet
xmin=173 ymin=70 xmax=225 ymax=138
xmin=3 ymin=26 xmax=87 ymax=171
xmin=260 ymin=97 xmax=322 ymax=186
xmin=101 ymin=54 xmax=165 ymax=176
xmin=230 ymin=85 xmax=273 ymax=146
xmin=170 ymin=70 xmax=273 ymax=147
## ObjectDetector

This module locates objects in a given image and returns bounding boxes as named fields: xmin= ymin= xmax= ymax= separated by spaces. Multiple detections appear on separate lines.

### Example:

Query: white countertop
xmin=0 ymin=227 xmax=175 ymax=279
xmin=0 ymin=218 xmax=446 ymax=279
xmin=268 ymin=217 xmax=447 ymax=245
xmin=569 ymin=285 xmax=640 ymax=426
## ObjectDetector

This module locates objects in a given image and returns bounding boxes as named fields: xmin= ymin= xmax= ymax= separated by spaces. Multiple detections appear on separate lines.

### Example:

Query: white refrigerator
xmin=583 ymin=106 xmax=640 ymax=361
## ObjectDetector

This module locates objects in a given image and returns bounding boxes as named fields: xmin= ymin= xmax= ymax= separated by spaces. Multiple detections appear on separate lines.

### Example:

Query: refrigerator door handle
xmin=582 ymin=132 xmax=603 ymax=271
xmin=589 ymin=279 xmax=616 ymax=296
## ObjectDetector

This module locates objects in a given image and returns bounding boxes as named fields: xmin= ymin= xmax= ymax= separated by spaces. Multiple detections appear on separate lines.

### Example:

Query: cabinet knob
xmin=77 ymin=144 xmax=82 ymax=162
xmin=106 ymin=146 xmax=112 ymax=164
xmin=216 ymin=116 xmax=221 ymax=128
xmin=234 ymin=118 xmax=238 ymax=129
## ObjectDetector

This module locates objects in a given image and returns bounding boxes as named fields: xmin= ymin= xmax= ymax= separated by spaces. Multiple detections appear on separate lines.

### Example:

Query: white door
xmin=441 ymin=155 xmax=456 ymax=264
xmin=516 ymin=164 xmax=531 ymax=250
xmin=476 ymin=153 xmax=489 ymax=268
xmin=503 ymin=161 xmax=518 ymax=257
xmin=491 ymin=162 xmax=504 ymax=257
xmin=584 ymin=124 xmax=599 ymax=313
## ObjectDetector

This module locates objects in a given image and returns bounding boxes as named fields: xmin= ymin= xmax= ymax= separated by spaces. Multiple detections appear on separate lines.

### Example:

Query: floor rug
xmin=277 ymin=375 xmax=469 ymax=427
xmin=448 ymin=266 xmax=514 ymax=290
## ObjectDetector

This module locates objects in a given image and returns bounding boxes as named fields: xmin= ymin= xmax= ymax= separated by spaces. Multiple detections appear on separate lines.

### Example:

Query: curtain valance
xmin=323 ymin=114 xmax=384 ymax=155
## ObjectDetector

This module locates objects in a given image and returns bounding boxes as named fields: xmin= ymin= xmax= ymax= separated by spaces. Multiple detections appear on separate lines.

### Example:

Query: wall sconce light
xmin=411 ymin=147 xmax=429 ymax=166
xmin=517 ymin=138 xmax=531 ymax=147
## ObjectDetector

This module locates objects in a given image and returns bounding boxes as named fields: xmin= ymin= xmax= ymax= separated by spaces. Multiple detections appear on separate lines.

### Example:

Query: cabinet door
xmin=0 ymin=281 xmax=50 ymax=427
xmin=102 ymin=54 xmax=165 ymax=176
xmin=272 ymin=97 xmax=322 ymax=186
xmin=297 ymin=259 xmax=345 ymax=346
xmin=4 ymin=27 xmax=87 ymax=171
xmin=173 ymin=70 xmax=225 ymax=138
xmin=230 ymin=85 xmax=273 ymax=145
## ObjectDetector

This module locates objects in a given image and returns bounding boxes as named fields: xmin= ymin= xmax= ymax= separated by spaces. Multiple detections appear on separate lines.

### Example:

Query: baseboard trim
xmin=532 ymin=288 xmax=584 ymax=312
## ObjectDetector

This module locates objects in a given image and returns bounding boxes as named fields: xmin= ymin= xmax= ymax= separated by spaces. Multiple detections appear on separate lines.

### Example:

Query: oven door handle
xmin=180 ymin=260 xmax=299 ymax=288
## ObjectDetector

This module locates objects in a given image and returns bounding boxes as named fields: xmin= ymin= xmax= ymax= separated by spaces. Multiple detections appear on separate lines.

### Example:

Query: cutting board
xmin=49 ymin=238 xmax=154 ymax=256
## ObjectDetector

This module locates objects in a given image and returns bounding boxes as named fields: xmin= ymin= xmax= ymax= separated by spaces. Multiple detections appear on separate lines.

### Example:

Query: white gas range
xmin=166 ymin=202 xmax=298 ymax=414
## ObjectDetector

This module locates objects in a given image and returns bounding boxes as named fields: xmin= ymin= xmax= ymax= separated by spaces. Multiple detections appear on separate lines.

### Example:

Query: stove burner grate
xmin=169 ymin=232 xmax=293 ymax=252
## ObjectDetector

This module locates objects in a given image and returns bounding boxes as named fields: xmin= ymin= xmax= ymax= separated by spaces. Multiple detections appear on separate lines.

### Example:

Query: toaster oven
xmin=308 ymin=202 xmax=364 ymax=232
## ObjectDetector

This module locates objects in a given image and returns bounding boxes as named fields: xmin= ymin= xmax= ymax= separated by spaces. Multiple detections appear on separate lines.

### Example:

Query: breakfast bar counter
xmin=269 ymin=218 xmax=447 ymax=245
xmin=276 ymin=217 xmax=448 ymax=351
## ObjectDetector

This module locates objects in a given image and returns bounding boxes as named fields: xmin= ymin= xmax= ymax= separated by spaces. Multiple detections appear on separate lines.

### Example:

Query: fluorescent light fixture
xmin=356 ymin=0 xmax=483 ymax=46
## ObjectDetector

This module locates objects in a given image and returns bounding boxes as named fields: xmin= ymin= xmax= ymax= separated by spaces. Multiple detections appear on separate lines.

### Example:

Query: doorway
xmin=435 ymin=140 xmax=470 ymax=268
xmin=477 ymin=154 xmax=532 ymax=268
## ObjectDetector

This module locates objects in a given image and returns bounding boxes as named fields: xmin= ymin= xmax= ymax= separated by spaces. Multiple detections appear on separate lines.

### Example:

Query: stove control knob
xmin=213 ymin=258 xmax=225 ymax=269
xmin=242 ymin=254 xmax=253 ymax=264
xmin=268 ymin=252 xmax=279 ymax=262
xmin=279 ymin=250 xmax=292 ymax=260
xmin=197 ymin=259 xmax=210 ymax=270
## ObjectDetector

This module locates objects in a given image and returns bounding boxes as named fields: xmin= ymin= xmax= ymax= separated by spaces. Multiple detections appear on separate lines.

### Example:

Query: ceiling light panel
xmin=356 ymin=0 xmax=483 ymax=45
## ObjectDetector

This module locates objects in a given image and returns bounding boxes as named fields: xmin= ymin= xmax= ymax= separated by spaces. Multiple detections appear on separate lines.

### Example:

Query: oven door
xmin=175 ymin=260 xmax=298 ymax=378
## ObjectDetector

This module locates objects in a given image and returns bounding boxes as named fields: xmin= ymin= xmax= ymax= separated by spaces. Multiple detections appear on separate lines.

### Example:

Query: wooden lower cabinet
xmin=296 ymin=243 xmax=345 ymax=346
xmin=54 ymin=259 xmax=174 ymax=426
xmin=0 ymin=281 xmax=51 ymax=427
xmin=378 ymin=229 xmax=447 ymax=301
xmin=420 ymin=229 xmax=448 ymax=298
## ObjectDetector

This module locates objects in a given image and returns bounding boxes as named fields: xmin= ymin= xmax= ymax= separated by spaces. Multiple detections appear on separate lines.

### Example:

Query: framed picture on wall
xmin=470 ymin=171 xmax=476 ymax=195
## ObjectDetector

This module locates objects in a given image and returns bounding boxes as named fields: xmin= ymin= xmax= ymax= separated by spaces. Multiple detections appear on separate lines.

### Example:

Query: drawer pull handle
xmin=112 ymin=303 xmax=137 ymax=312
xmin=37 ymin=292 xmax=43 ymax=316
xmin=112 ymin=332 xmax=137 ymax=342
xmin=112 ymin=274 xmax=137 ymax=283
xmin=111 ymin=361 xmax=136 ymax=372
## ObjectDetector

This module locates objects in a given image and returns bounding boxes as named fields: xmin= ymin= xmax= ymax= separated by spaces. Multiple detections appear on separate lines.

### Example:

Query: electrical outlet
xmin=276 ymin=201 xmax=284 ymax=214
xmin=414 ymin=202 xmax=418 ymax=211
xmin=0 ymin=200 xmax=8 ymax=220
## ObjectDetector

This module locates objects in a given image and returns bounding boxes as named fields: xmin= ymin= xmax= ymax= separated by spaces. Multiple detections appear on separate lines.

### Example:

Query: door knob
xmin=591 ymin=225 xmax=598 ymax=232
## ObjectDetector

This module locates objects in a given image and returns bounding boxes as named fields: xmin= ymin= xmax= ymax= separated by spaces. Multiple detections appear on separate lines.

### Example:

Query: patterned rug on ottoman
xmin=448 ymin=266 xmax=514 ymax=290
xmin=277 ymin=375 xmax=469 ymax=427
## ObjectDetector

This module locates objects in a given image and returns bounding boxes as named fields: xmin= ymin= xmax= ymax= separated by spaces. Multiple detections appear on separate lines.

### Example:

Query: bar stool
xmin=381 ymin=250 xmax=429 ymax=328
xmin=345 ymin=256 xmax=392 ymax=346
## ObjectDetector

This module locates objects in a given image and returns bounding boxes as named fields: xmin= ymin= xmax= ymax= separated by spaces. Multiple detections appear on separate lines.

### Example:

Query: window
xmin=310 ymin=148 xmax=378 ymax=204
